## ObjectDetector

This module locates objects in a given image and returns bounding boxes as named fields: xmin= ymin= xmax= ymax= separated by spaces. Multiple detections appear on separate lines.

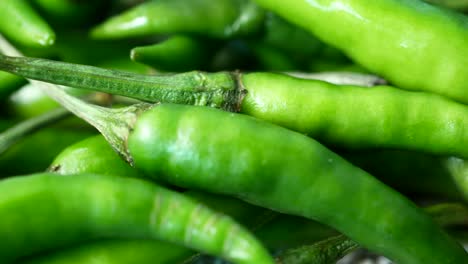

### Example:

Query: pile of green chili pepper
xmin=0 ymin=0 xmax=467 ymax=263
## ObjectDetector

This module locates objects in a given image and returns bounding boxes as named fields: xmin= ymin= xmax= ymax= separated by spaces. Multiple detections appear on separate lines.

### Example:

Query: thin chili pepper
xmin=131 ymin=35 xmax=218 ymax=72
xmin=426 ymin=0 xmax=468 ymax=11
xmin=0 ymin=108 xmax=69 ymax=155
xmin=0 ymin=173 xmax=274 ymax=264
xmin=0 ymin=121 xmax=94 ymax=178
xmin=91 ymin=0 xmax=265 ymax=39
xmin=276 ymin=203 xmax=468 ymax=264
xmin=19 ymin=239 xmax=194 ymax=264
xmin=251 ymin=0 xmax=468 ymax=104
xmin=33 ymin=0 xmax=109 ymax=27
xmin=0 ymin=0 xmax=55 ymax=47
xmin=341 ymin=149 xmax=463 ymax=200
xmin=1 ymin=55 xmax=466 ymax=159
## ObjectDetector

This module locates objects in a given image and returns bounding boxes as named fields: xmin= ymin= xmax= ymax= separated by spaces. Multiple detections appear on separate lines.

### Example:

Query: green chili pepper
xmin=0 ymin=0 xmax=55 ymax=47
xmin=121 ymin=103 xmax=467 ymax=263
xmin=342 ymin=149 xmax=462 ymax=200
xmin=91 ymin=0 xmax=265 ymax=39
xmin=131 ymin=36 xmax=218 ymax=72
xmin=33 ymin=0 xmax=110 ymax=27
xmin=48 ymin=134 xmax=339 ymax=264
xmin=251 ymin=0 xmax=468 ymax=104
xmin=258 ymin=13 xmax=325 ymax=68
xmin=0 ymin=173 xmax=274 ymax=264
xmin=0 ymin=120 xmax=94 ymax=177
xmin=0 ymin=108 xmax=70 ymax=155
xmin=19 ymin=239 xmax=194 ymax=264
xmin=249 ymin=43 xmax=300 ymax=71
xmin=2 ymin=55 xmax=466 ymax=159
xmin=276 ymin=202 xmax=468 ymax=264
xmin=426 ymin=0 xmax=468 ymax=11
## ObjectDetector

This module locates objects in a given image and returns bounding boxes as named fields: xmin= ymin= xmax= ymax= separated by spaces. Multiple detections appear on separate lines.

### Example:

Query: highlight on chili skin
xmin=0 ymin=1 xmax=467 ymax=264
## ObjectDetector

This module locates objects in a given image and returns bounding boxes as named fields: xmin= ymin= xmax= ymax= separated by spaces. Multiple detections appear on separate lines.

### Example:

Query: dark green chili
xmin=1 ymin=55 xmax=466 ymax=159
xmin=251 ymin=0 xmax=468 ymax=104
xmin=91 ymin=0 xmax=265 ymax=39
xmin=131 ymin=35 xmax=218 ymax=72
xmin=0 ymin=108 xmax=69 ymax=155
xmin=32 ymin=0 xmax=109 ymax=27
xmin=124 ymin=104 xmax=468 ymax=263
xmin=276 ymin=203 xmax=468 ymax=264
xmin=0 ymin=0 xmax=55 ymax=47
xmin=426 ymin=0 xmax=468 ymax=11
xmin=0 ymin=173 xmax=274 ymax=264
xmin=19 ymin=239 xmax=194 ymax=264
xmin=0 ymin=120 xmax=94 ymax=177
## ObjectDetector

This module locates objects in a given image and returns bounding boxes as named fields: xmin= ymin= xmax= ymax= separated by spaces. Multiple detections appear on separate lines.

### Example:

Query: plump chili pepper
xmin=91 ymin=0 xmax=265 ymax=39
xmin=32 ymin=0 xmax=110 ymax=27
xmin=122 ymin=103 xmax=468 ymax=264
xmin=0 ymin=0 xmax=55 ymax=47
xmin=131 ymin=36 xmax=218 ymax=72
xmin=0 ymin=173 xmax=274 ymax=264
xmin=251 ymin=0 xmax=468 ymax=104
xmin=47 ymin=134 xmax=339 ymax=264
xmin=1 ymin=55 xmax=466 ymax=159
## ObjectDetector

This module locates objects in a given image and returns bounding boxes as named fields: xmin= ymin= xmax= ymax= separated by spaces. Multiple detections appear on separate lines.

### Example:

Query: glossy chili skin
xmin=0 ymin=0 xmax=55 ymax=47
xmin=252 ymin=0 xmax=468 ymax=104
xmin=128 ymin=104 xmax=468 ymax=264
xmin=91 ymin=0 xmax=265 ymax=39
xmin=241 ymin=72 xmax=468 ymax=159
xmin=0 ymin=173 xmax=274 ymax=264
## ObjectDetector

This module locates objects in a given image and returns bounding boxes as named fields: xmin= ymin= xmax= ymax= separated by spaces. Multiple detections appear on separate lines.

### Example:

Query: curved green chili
xmin=1 ymin=55 xmax=466 ymax=159
xmin=126 ymin=104 xmax=467 ymax=264
xmin=251 ymin=0 xmax=468 ymax=104
xmin=0 ymin=108 xmax=69 ymax=155
xmin=0 ymin=120 xmax=94 ymax=177
xmin=19 ymin=239 xmax=194 ymax=264
xmin=276 ymin=202 xmax=468 ymax=264
xmin=0 ymin=173 xmax=274 ymax=264
xmin=0 ymin=0 xmax=55 ymax=47
xmin=131 ymin=35 xmax=218 ymax=72
xmin=33 ymin=0 xmax=109 ymax=27
xmin=91 ymin=0 xmax=265 ymax=39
